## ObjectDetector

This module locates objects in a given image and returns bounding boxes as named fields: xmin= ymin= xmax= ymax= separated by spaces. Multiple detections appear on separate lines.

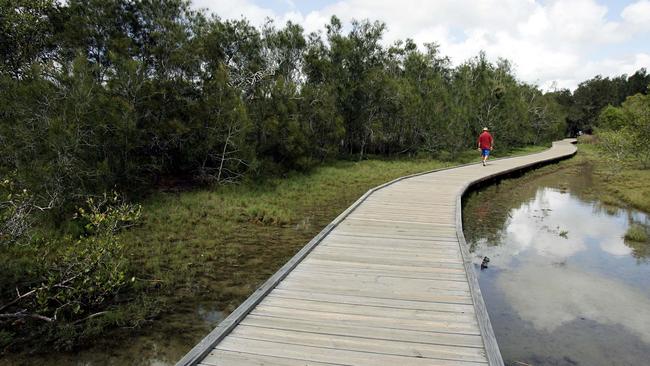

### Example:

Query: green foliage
xmin=75 ymin=192 xmax=142 ymax=236
xmin=596 ymin=91 xmax=650 ymax=169
xmin=554 ymin=69 xmax=650 ymax=135
xmin=1 ymin=1 xmax=569 ymax=208
xmin=0 ymin=176 xmax=34 ymax=244
xmin=0 ymin=174 xmax=58 ymax=246
xmin=0 ymin=195 xmax=142 ymax=351
xmin=625 ymin=224 xmax=648 ymax=242
xmin=598 ymin=128 xmax=635 ymax=167
xmin=574 ymin=143 xmax=650 ymax=212
xmin=622 ymin=93 xmax=650 ymax=167
xmin=598 ymin=105 xmax=628 ymax=131
xmin=0 ymin=0 xmax=61 ymax=77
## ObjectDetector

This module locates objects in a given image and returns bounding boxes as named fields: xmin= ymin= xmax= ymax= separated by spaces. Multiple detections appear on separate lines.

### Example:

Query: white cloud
xmin=192 ymin=0 xmax=650 ymax=90
xmin=622 ymin=0 xmax=650 ymax=30
xmin=498 ymin=263 xmax=650 ymax=343
xmin=472 ymin=188 xmax=635 ymax=263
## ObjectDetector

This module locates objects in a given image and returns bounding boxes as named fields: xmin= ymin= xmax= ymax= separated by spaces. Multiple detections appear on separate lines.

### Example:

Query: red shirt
xmin=478 ymin=131 xmax=493 ymax=149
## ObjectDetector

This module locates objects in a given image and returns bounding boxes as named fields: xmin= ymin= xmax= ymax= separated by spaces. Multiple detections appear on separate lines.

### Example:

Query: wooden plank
xmin=268 ymin=288 xmax=476 ymax=313
xmin=335 ymin=221 xmax=457 ymax=231
xmin=310 ymin=250 xmax=461 ymax=265
xmin=283 ymin=271 xmax=471 ymax=292
xmin=212 ymin=337 xmax=488 ymax=366
xmin=229 ymin=325 xmax=488 ymax=362
xmin=258 ymin=294 xmax=476 ymax=324
xmin=310 ymin=242 xmax=457 ymax=255
xmin=317 ymin=245 xmax=461 ymax=259
xmin=275 ymin=281 xmax=474 ymax=304
xmin=296 ymin=263 xmax=467 ymax=282
xmin=278 ymin=279 xmax=471 ymax=300
xmin=300 ymin=258 xmax=467 ymax=276
xmin=331 ymin=229 xmax=458 ymax=240
xmin=199 ymin=350 xmax=340 ymax=366
xmin=348 ymin=215 xmax=456 ymax=223
xmin=319 ymin=240 xmax=461 ymax=254
xmin=240 ymin=314 xmax=483 ymax=348
xmin=293 ymin=264 xmax=468 ymax=282
xmin=323 ymin=233 xmax=460 ymax=246
xmin=346 ymin=217 xmax=456 ymax=226
xmin=349 ymin=211 xmax=456 ymax=218
xmin=247 ymin=306 xmax=481 ymax=336
xmin=305 ymin=252 xmax=465 ymax=269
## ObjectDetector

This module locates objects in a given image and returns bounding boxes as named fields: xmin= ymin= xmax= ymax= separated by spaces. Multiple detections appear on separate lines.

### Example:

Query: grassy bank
xmin=574 ymin=136 xmax=650 ymax=212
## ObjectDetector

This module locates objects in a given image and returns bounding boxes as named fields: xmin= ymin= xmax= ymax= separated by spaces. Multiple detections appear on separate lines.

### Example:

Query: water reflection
xmin=476 ymin=189 xmax=638 ymax=261
xmin=499 ymin=261 xmax=650 ymax=343
xmin=464 ymin=166 xmax=650 ymax=366
xmin=1 ymin=303 xmax=224 ymax=366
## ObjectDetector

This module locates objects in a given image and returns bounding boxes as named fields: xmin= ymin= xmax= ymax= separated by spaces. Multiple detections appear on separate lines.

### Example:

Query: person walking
xmin=477 ymin=127 xmax=493 ymax=166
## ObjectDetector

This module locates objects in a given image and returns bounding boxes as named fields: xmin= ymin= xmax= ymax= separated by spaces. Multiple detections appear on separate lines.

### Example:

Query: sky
xmin=190 ymin=0 xmax=650 ymax=91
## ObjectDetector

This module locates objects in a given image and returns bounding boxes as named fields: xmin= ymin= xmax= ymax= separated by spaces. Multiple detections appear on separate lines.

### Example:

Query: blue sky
xmin=192 ymin=0 xmax=650 ymax=90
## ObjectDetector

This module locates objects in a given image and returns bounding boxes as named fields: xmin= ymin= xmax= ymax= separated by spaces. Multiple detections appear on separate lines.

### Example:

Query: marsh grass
xmin=625 ymin=224 xmax=648 ymax=242
xmin=577 ymin=143 xmax=650 ymax=212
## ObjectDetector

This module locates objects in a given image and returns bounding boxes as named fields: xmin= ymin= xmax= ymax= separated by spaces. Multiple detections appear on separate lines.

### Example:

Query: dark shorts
xmin=481 ymin=148 xmax=491 ymax=157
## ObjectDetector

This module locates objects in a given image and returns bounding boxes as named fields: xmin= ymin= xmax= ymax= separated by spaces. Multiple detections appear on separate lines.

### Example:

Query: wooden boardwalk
xmin=177 ymin=139 xmax=577 ymax=366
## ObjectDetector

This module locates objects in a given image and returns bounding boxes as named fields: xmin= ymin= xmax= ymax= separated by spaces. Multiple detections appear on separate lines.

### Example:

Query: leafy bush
xmin=1 ymin=177 xmax=33 ymax=244
xmin=598 ymin=105 xmax=628 ymax=131
xmin=625 ymin=224 xmax=648 ymax=242
xmin=598 ymin=128 xmax=635 ymax=166
xmin=596 ymin=92 xmax=650 ymax=169
xmin=0 ymin=194 xmax=142 ymax=351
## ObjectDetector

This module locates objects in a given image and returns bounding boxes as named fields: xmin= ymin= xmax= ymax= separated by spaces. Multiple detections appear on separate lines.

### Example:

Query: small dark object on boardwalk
xmin=481 ymin=256 xmax=490 ymax=270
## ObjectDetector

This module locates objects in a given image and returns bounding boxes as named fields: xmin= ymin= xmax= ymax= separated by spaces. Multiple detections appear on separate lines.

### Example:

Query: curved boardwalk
xmin=178 ymin=139 xmax=577 ymax=366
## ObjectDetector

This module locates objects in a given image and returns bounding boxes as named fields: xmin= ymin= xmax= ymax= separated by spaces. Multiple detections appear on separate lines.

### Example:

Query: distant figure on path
xmin=477 ymin=127 xmax=493 ymax=166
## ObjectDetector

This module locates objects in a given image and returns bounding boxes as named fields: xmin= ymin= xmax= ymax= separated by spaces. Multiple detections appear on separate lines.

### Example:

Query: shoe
xmin=482 ymin=161 xmax=485 ymax=166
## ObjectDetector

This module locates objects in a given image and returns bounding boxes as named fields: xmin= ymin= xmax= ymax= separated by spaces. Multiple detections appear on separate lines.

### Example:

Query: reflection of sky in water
xmin=499 ymin=262 xmax=650 ymax=344
xmin=482 ymin=189 xmax=635 ymax=260
xmin=469 ymin=187 xmax=650 ymax=365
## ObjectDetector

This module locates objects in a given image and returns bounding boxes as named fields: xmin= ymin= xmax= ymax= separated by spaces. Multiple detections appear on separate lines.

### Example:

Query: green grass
xmin=625 ymin=224 xmax=648 ymax=242
xmin=574 ymin=140 xmax=650 ymax=212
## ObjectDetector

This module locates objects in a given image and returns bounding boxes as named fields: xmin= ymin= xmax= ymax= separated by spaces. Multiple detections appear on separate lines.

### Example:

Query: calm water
xmin=463 ymin=164 xmax=650 ymax=366
xmin=1 ymin=303 xmax=224 ymax=366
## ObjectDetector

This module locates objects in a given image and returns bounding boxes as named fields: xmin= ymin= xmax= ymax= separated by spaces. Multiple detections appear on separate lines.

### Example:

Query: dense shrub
xmin=0 ymin=194 xmax=141 ymax=350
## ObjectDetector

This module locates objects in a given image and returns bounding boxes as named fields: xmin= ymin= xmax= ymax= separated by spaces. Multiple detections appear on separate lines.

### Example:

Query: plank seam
xmin=238 ymin=323 xmax=485 ymax=349
xmin=222 ymin=335 xmax=489 ymax=364
xmin=248 ymin=313 xmax=485 ymax=337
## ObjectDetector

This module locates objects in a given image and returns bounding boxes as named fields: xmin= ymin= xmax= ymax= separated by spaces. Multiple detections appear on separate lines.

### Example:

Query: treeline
xmin=1 ymin=0 xmax=567 ymax=217
xmin=549 ymin=69 xmax=650 ymax=170
xmin=551 ymin=69 xmax=650 ymax=135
